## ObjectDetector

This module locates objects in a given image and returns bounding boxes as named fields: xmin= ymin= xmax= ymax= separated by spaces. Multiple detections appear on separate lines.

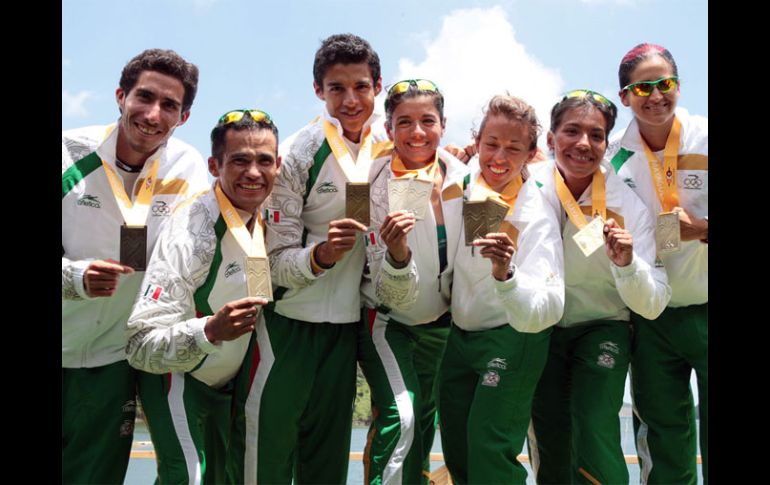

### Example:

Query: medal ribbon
xmin=102 ymin=155 xmax=160 ymax=227
xmin=470 ymin=172 xmax=523 ymax=216
xmin=214 ymin=183 xmax=266 ymax=258
xmin=323 ymin=119 xmax=374 ymax=183
xmin=641 ymin=116 xmax=682 ymax=212
xmin=390 ymin=152 xmax=439 ymax=182
xmin=553 ymin=167 xmax=606 ymax=229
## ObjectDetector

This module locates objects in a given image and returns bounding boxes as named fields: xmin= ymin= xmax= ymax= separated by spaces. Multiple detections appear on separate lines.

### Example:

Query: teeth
xmin=407 ymin=142 xmax=428 ymax=147
xmin=240 ymin=184 xmax=264 ymax=190
xmin=488 ymin=165 xmax=508 ymax=175
xmin=137 ymin=125 xmax=159 ymax=135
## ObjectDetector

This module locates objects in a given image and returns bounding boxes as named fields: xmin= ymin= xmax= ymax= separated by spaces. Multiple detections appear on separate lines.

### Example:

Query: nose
xmin=343 ymin=89 xmax=358 ymax=107
xmin=412 ymin=122 xmax=427 ymax=137
xmin=245 ymin=162 xmax=262 ymax=179
xmin=648 ymin=86 xmax=665 ymax=101
xmin=576 ymin=132 xmax=590 ymax=149
xmin=145 ymin=102 xmax=162 ymax=124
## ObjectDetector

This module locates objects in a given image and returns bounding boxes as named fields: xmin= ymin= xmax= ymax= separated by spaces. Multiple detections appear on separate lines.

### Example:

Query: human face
xmin=476 ymin=114 xmax=536 ymax=192
xmin=115 ymin=70 xmax=190 ymax=165
xmin=385 ymin=95 xmax=444 ymax=168
xmin=620 ymin=55 xmax=680 ymax=130
xmin=208 ymin=128 xmax=281 ymax=214
xmin=547 ymin=106 xmax=608 ymax=187
xmin=314 ymin=62 xmax=382 ymax=143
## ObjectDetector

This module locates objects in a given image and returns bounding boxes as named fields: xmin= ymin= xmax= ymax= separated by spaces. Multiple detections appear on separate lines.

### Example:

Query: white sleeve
xmin=125 ymin=209 xmax=219 ymax=374
xmin=494 ymin=189 xmax=565 ymax=333
xmin=62 ymin=257 xmax=95 ymax=301
xmin=610 ymin=191 xmax=671 ymax=319
xmin=265 ymin=146 xmax=324 ymax=290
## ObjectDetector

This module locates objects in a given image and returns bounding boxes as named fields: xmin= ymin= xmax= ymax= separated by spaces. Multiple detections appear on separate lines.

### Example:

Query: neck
xmin=485 ymin=174 xmax=517 ymax=194
xmin=116 ymin=129 xmax=151 ymax=168
xmin=343 ymin=129 xmax=362 ymax=144
xmin=638 ymin=116 xmax=675 ymax=152
xmin=560 ymin=168 xmax=592 ymax=200
xmin=398 ymin=153 xmax=434 ymax=171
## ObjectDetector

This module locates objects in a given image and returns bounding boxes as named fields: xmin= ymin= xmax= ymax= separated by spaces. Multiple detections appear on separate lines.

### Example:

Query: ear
xmin=524 ymin=147 xmax=538 ymax=164
xmin=441 ymin=117 xmax=447 ymax=137
xmin=177 ymin=110 xmax=191 ymax=127
xmin=546 ymin=131 xmax=555 ymax=153
xmin=619 ymin=90 xmax=631 ymax=107
xmin=313 ymin=81 xmax=325 ymax=101
xmin=385 ymin=120 xmax=394 ymax=141
xmin=275 ymin=155 xmax=282 ymax=177
xmin=373 ymin=77 xmax=383 ymax=96
xmin=208 ymin=156 xmax=220 ymax=178
xmin=115 ymin=87 xmax=126 ymax=114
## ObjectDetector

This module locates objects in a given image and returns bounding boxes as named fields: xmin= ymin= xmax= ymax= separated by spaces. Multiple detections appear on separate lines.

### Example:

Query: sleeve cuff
xmin=191 ymin=317 xmax=220 ymax=354
xmin=610 ymin=257 xmax=640 ymax=278
xmin=493 ymin=265 xmax=519 ymax=293
xmin=72 ymin=259 xmax=96 ymax=300
xmin=303 ymin=245 xmax=328 ymax=280
xmin=382 ymin=254 xmax=415 ymax=276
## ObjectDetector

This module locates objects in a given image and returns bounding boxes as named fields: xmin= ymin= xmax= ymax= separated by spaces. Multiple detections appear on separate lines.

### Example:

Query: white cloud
xmin=62 ymin=90 xmax=94 ymax=118
xmin=391 ymin=6 xmax=564 ymax=147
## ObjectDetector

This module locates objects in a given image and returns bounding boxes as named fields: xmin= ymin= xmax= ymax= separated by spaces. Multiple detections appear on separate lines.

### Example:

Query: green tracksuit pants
xmin=630 ymin=303 xmax=708 ymax=485
xmin=137 ymin=370 xmax=231 ymax=485
xmin=227 ymin=307 xmax=358 ymax=484
xmin=438 ymin=323 xmax=551 ymax=485
xmin=62 ymin=360 xmax=137 ymax=484
xmin=529 ymin=321 xmax=630 ymax=485
xmin=357 ymin=309 xmax=451 ymax=485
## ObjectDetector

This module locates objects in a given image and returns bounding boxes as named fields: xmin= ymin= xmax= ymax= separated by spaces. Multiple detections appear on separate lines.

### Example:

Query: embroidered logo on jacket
xmin=77 ymin=194 xmax=101 ymax=208
xmin=482 ymin=370 xmax=500 ymax=387
xmin=225 ymin=262 xmax=242 ymax=278
xmin=622 ymin=177 xmax=636 ymax=189
xmin=487 ymin=358 xmax=508 ymax=370
xmin=143 ymin=284 xmax=164 ymax=301
xmin=151 ymin=200 xmax=171 ymax=216
xmin=683 ymin=174 xmax=704 ymax=189
xmin=316 ymin=181 xmax=338 ymax=193
xmin=597 ymin=341 xmax=620 ymax=369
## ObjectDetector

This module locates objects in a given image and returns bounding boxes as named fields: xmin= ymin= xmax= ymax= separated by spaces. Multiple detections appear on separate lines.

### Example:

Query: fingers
xmin=84 ymin=259 xmax=134 ymax=297
xmin=380 ymin=211 xmax=416 ymax=243
xmin=330 ymin=218 xmax=368 ymax=233
xmin=473 ymin=233 xmax=514 ymax=264
xmin=89 ymin=259 xmax=135 ymax=275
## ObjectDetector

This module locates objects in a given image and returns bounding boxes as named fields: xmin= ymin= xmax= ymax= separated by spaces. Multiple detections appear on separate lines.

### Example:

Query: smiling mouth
xmin=568 ymin=153 xmax=593 ymax=163
xmin=488 ymin=165 xmax=509 ymax=175
xmin=239 ymin=183 xmax=265 ymax=191
xmin=136 ymin=124 xmax=161 ymax=136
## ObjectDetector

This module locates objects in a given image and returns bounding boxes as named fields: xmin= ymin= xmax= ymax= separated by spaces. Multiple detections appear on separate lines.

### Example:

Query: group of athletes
xmin=62 ymin=33 xmax=707 ymax=485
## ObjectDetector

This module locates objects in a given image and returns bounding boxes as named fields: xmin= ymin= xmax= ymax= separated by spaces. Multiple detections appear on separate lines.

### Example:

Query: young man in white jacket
xmin=62 ymin=48 xmax=208 ymax=484
xmin=262 ymin=33 xmax=404 ymax=483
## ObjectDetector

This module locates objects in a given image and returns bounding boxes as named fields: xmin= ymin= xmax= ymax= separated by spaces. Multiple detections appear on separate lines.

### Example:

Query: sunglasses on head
xmin=217 ymin=109 xmax=274 ymax=126
xmin=387 ymin=79 xmax=440 ymax=97
xmin=622 ymin=76 xmax=679 ymax=97
xmin=562 ymin=89 xmax=618 ymax=117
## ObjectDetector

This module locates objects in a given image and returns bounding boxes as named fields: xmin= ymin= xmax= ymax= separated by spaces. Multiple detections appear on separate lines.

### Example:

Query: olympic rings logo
xmin=151 ymin=201 xmax=171 ymax=216
xmin=683 ymin=174 xmax=703 ymax=189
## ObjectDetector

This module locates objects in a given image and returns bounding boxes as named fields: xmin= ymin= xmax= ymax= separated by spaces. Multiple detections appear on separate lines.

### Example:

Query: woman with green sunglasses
xmin=527 ymin=90 xmax=671 ymax=485
xmin=607 ymin=43 xmax=708 ymax=485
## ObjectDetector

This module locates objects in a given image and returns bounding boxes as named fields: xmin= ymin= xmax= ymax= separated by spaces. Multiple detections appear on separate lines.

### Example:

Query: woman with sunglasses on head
xmin=527 ymin=90 xmax=671 ymax=485
xmin=436 ymin=95 xmax=565 ymax=485
xmin=606 ymin=44 xmax=708 ymax=485
xmin=359 ymin=78 xmax=469 ymax=484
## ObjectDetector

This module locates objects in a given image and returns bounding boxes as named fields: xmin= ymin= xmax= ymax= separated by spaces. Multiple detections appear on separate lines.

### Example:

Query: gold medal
xmin=572 ymin=216 xmax=605 ymax=257
xmin=345 ymin=182 xmax=371 ymax=226
xmin=120 ymin=225 xmax=147 ymax=270
xmin=656 ymin=211 xmax=681 ymax=254
xmin=245 ymin=256 xmax=273 ymax=300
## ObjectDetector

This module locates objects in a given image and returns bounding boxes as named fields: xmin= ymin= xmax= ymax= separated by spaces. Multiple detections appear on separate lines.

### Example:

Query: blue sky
xmin=63 ymin=0 xmax=707 ymax=157
xmin=62 ymin=0 xmax=707 ymax=404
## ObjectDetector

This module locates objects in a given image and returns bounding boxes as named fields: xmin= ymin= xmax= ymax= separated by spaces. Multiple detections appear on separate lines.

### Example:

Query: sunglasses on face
xmin=217 ymin=109 xmax=274 ymax=126
xmin=622 ymin=76 xmax=679 ymax=97
xmin=387 ymin=79 xmax=440 ymax=97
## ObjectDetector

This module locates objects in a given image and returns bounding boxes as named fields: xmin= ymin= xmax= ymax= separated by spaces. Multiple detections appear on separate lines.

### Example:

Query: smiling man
xmin=125 ymin=109 xmax=280 ymax=484
xmin=261 ymin=33 xmax=393 ymax=483
xmin=62 ymin=48 xmax=208 ymax=484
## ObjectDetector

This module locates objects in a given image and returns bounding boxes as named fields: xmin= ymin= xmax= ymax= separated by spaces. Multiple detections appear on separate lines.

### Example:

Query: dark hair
xmin=119 ymin=48 xmax=199 ymax=113
xmin=618 ymin=43 xmax=678 ymax=90
xmin=210 ymin=113 xmax=279 ymax=164
xmin=313 ymin=34 xmax=381 ymax=87
xmin=474 ymin=94 xmax=541 ymax=151
xmin=384 ymin=80 xmax=445 ymax=128
xmin=550 ymin=92 xmax=617 ymax=141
